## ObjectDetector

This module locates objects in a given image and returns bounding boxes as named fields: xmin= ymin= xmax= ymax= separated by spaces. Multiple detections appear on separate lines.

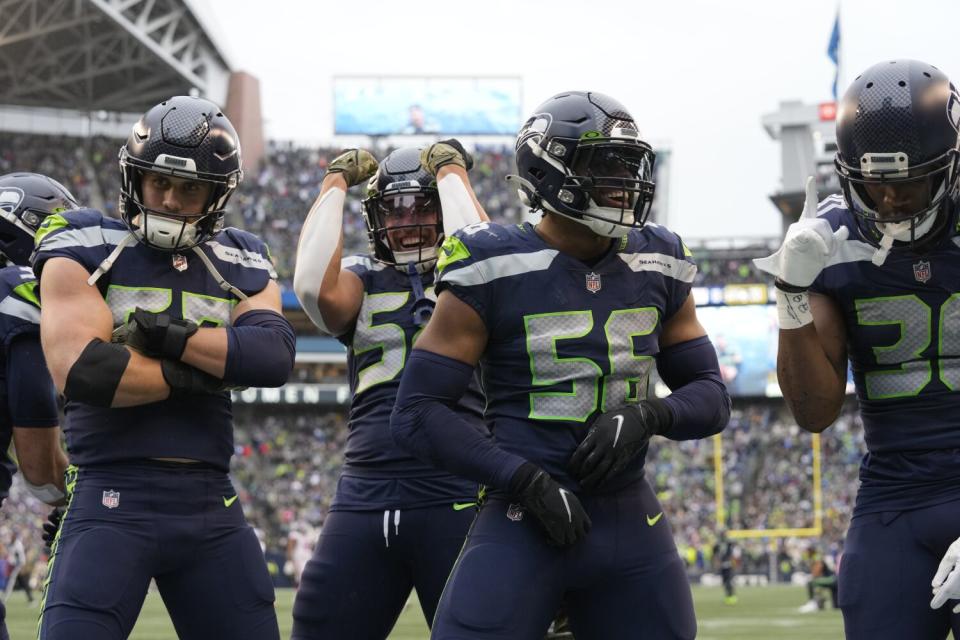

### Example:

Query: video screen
xmin=333 ymin=77 xmax=522 ymax=136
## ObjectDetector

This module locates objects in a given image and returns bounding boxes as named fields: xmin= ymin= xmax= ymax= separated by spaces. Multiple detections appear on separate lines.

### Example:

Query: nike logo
xmin=223 ymin=495 xmax=238 ymax=508
xmin=612 ymin=414 xmax=624 ymax=448
xmin=647 ymin=512 xmax=663 ymax=526
xmin=558 ymin=489 xmax=573 ymax=523
xmin=452 ymin=502 xmax=476 ymax=511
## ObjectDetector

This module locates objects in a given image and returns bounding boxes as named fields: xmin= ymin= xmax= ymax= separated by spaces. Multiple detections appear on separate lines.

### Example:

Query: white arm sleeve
xmin=293 ymin=187 xmax=347 ymax=334
xmin=438 ymin=173 xmax=483 ymax=236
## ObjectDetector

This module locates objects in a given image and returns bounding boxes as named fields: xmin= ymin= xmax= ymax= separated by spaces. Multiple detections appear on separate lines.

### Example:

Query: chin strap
xmin=191 ymin=245 xmax=249 ymax=301
xmin=405 ymin=262 xmax=434 ymax=327
xmin=88 ymin=233 xmax=137 ymax=286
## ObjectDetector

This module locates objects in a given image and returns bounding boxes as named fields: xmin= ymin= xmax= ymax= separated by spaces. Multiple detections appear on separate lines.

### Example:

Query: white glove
xmin=753 ymin=177 xmax=849 ymax=289
xmin=931 ymin=537 xmax=960 ymax=612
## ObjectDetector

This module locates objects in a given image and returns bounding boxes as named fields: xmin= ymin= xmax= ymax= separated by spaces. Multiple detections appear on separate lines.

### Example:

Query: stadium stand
xmin=0 ymin=132 xmax=857 ymax=592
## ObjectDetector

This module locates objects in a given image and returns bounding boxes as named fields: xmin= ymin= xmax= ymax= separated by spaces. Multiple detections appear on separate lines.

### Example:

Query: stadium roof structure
xmin=0 ymin=0 xmax=232 ymax=113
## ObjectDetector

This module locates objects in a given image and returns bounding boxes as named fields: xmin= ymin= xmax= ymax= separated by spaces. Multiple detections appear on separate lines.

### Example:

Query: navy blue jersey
xmin=0 ymin=266 xmax=59 ymax=503
xmin=31 ymin=209 xmax=276 ymax=471
xmin=435 ymin=221 xmax=696 ymax=493
xmin=810 ymin=196 xmax=960 ymax=514
xmin=332 ymin=255 xmax=484 ymax=510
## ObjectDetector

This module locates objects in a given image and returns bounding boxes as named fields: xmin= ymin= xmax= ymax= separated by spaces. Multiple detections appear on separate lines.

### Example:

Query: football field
xmin=5 ymin=584 xmax=846 ymax=639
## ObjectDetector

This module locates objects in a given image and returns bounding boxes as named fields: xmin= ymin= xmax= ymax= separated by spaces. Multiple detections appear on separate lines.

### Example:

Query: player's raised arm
xmin=754 ymin=177 xmax=849 ymax=431
xmin=422 ymin=139 xmax=491 ymax=228
xmin=39 ymin=256 xmax=172 ymax=407
xmin=292 ymin=149 xmax=377 ymax=336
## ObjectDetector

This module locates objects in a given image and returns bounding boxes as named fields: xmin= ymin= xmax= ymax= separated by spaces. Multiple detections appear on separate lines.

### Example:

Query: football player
xmin=32 ymin=96 xmax=295 ymax=640
xmin=290 ymin=142 xmax=489 ymax=638
xmin=390 ymin=91 xmax=731 ymax=639
xmin=754 ymin=60 xmax=960 ymax=639
xmin=0 ymin=172 xmax=76 ymax=640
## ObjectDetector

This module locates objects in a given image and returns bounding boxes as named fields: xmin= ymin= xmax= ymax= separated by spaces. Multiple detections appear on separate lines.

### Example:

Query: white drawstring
xmin=382 ymin=509 xmax=402 ymax=548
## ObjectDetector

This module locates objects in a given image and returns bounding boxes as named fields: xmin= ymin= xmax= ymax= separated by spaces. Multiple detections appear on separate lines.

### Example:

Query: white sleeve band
xmin=776 ymin=288 xmax=814 ymax=330
xmin=293 ymin=187 xmax=346 ymax=334
xmin=25 ymin=479 xmax=66 ymax=505
xmin=438 ymin=173 xmax=482 ymax=236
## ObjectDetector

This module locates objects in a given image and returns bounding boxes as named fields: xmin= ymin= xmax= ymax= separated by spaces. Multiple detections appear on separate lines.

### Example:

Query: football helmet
xmin=119 ymin=95 xmax=243 ymax=252
xmin=0 ymin=172 xmax=79 ymax=265
xmin=835 ymin=60 xmax=960 ymax=255
xmin=361 ymin=148 xmax=443 ymax=272
xmin=512 ymin=91 xmax=656 ymax=237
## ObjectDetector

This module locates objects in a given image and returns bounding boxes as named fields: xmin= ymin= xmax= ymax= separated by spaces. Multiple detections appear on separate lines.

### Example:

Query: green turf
xmin=5 ymin=584 xmax=845 ymax=639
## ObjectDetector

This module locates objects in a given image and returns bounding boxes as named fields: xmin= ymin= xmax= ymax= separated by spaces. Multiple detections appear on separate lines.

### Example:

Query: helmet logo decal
xmin=516 ymin=114 xmax=551 ymax=151
xmin=0 ymin=187 xmax=24 ymax=214
xmin=948 ymin=87 xmax=960 ymax=133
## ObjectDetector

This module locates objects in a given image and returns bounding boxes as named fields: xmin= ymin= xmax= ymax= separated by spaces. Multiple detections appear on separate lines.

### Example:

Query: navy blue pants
xmin=37 ymin=462 xmax=279 ymax=640
xmin=840 ymin=499 xmax=960 ymax=640
xmin=431 ymin=478 xmax=695 ymax=640
xmin=291 ymin=504 xmax=475 ymax=639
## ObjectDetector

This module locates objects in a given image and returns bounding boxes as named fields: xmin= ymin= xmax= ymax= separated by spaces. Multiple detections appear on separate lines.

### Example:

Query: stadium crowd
xmin=1 ymin=130 xmax=852 ymax=593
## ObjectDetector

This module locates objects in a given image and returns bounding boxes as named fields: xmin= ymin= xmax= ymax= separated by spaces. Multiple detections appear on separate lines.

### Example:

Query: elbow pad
xmin=224 ymin=309 xmax=296 ymax=388
xmin=64 ymin=338 xmax=130 ymax=407
xmin=655 ymin=335 xmax=731 ymax=440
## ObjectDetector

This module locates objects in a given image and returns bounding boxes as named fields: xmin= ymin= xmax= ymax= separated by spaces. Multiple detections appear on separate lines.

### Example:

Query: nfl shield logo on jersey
xmin=913 ymin=260 xmax=932 ymax=283
xmin=102 ymin=490 xmax=120 ymax=509
xmin=585 ymin=272 xmax=602 ymax=294
xmin=506 ymin=503 xmax=525 ymax=522
xmin=172 ymin=254 xmax=188 ymax=272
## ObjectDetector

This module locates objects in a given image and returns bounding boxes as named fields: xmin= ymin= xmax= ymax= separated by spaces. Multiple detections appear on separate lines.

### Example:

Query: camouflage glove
xmin=326 ymin=149 xmax=378 ymax=187
xmin=420 ymin=139 xmax=474 ymax=175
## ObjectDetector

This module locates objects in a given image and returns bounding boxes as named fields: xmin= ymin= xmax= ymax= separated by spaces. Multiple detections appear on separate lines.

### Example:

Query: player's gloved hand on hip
xmin=569 ymin=399 xmax=671 ymax=490
xmin=510 ymin=462 xmax=591 ymax=547
xmin=161 ymin=359 xmax=225 ymax=396
xmin=420 ymin=139 xmax=474 ymax=174
xmin=753 ymin=176 xmax=849 ymax=290
xmin=113 ymin=307 xmax=198 ymax=360
xmin=325 ymin=149 xmax=378 ymax=188
xmin=42 ymin=507 xmax=65 ymax=551
xmin=931 ymin=536 xmax=960 ymax=612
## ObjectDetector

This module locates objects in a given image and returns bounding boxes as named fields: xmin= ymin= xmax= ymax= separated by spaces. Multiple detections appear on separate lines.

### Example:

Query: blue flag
xmin=827 ymin=10 xmax=841 ymax=99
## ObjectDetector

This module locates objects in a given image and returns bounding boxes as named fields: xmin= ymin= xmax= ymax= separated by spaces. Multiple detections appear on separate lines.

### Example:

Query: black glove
xmin=42 ymin=507 xmax=65 ymax=551
xmin=161 ymin=359 xmax=225 ymax=396
xmin=117 ymin=307 xmax=198 ymax=360
xmin=437 ymin=138 xmax=474 ymax=171
xmin=510 ymin=462 xmax=590 ymax=547
xmin=569 ymin=399 xmax=673 ymax=490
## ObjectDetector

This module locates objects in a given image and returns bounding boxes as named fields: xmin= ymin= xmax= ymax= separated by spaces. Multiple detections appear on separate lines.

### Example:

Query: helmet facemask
xmin=526 ymin=133 xmax=656 ymax=238
xmin=363 ymin=182 xmax=443 ymax=273
xmin=836 ymin=148 xmax=959 ymax=261
xmin=119 ymin=147 xmax=241 ymax=253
